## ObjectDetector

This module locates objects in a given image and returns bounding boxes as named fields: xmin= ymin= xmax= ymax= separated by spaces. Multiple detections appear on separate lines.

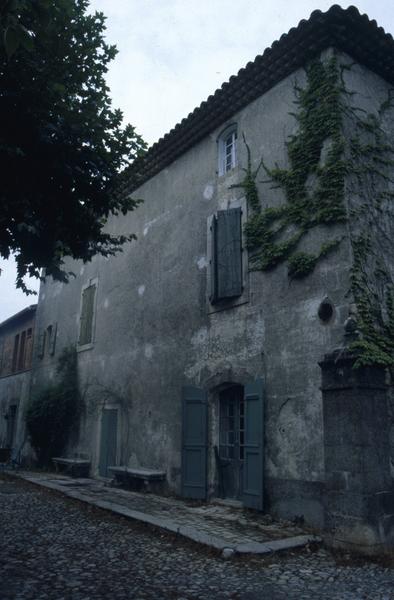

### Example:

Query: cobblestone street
xmin=0 ymin=476 xmax=393 ymax=600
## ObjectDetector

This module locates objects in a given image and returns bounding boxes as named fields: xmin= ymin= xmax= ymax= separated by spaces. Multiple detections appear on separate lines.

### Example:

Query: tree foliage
xmin=0 ymin=0 xmax=146 ymax=291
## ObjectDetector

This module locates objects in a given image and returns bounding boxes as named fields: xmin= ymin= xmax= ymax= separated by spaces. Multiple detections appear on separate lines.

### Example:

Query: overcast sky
xmin=1 ymin=0 xmax=393 ymax=322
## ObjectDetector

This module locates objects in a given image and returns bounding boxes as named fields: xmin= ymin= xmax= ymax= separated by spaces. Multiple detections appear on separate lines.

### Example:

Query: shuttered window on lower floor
xmin=210 ymin=207 xmax=243 ymax=304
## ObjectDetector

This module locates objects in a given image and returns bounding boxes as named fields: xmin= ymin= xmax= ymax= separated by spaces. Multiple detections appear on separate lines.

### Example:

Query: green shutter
xmin=37 ymin=331 xmax=45 ymax=359
xmin=181 ymin=386 xmax=208 ymax=499
xmin=79 ymin=285 xmax=96 ymax=345
xmin=242 ymin=379 xmax=264 ymax=510
xmin=210 ymin=215 xmax=218 ymax=303
xmin=49 ymin=323 xmax=57 ymax=355
xmin=212 ymin=208 xmax=243 ymax=302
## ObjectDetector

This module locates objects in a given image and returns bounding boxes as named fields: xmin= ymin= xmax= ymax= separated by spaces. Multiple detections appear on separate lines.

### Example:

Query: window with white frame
xmin=218 ymin=125 xmax=237 ymax=175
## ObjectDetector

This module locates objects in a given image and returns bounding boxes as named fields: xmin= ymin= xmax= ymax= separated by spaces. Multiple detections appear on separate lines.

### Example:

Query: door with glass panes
xmin=219 ymin=385 xmax=244 ymax=499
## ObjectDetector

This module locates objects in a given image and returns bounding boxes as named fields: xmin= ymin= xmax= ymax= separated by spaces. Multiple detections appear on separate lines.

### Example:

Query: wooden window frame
xmin=218 ymin=124 xmax=238 ymax=176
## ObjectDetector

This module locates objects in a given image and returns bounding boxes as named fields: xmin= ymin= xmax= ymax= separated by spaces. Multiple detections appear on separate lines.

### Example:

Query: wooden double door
xmin=181 ymin=380 xmax=263 ymax=510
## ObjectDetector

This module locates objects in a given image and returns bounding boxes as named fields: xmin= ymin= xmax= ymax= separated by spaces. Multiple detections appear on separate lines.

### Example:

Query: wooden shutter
xmin=181 ymin=386 xmax=208 ymax=499
xmin=99 ymin=408 xmax=118 ymax=477
xmin=79 ymin=284 xmax=96 ymax=345
xmin=37 ymin=331 xmax=45 ymax=359
xmin=49 ymin=323 xmax=57 ymax=356
xmin=242 ymin=379 xmax=264 ymax=510
xmin=211 ymin=208 xmax=242 ymax=303
xmin=18 ymin=331 xmax=27 ymax=370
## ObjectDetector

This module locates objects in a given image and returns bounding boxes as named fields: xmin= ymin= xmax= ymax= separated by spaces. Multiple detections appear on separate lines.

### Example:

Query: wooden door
xmin=99 ymin=408 xmax=118 ymax=477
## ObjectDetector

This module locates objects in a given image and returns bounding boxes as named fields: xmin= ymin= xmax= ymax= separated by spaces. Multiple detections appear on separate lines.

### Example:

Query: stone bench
xmin=108 ymin=466 xmax=166 ymax=492
xmin=52 ymin=457 xmax=91 ymax=478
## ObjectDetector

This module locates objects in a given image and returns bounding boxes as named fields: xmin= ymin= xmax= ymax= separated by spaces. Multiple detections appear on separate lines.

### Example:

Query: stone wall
xmin=321 ymin=350 xmax=394 ymax=554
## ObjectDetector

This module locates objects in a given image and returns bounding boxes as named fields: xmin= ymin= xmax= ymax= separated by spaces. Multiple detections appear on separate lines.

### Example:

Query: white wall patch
xmin=203 ymin=184 xmax=214 ymax=200
xmin=196 ymin=256 xmax=208 ymax=270
xmin=144 ymin=344 xmax=153 ymax=358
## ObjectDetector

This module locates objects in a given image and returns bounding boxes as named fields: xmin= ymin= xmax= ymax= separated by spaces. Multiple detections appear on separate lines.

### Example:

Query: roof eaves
xmin=118 ymin=5 xmax=394 ymax=197
xmin=0 ymin=304 xmax=37 ymax=330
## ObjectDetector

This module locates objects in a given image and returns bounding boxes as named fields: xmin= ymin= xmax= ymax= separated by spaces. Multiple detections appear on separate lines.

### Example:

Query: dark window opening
xmin=17 ymin=331 xmax=26 ymax=371
xmin=12 ymin=335 xmax=19 ymax=372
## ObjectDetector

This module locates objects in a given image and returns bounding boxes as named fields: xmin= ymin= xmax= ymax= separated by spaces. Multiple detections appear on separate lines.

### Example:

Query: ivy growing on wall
xmin=235 ymin=55 xmax=394 ymax=366
xmin=345 ymin=91 xmax=394 ymax=367
xmin=26 ymin=347 xmax=82 ymax=465
xmin=241 ymin=57 xmax=346 ymax=278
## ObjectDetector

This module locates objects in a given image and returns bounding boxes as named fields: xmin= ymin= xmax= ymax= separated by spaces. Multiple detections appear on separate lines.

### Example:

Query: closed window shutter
xmin=212 ymin=208 xmax=242 ymax=302
xmin=79 ymin=285 xmax=96 ymax=345
xmin=49 ymin=323 xmax=57 ymax=356
xmin=210 ymin=215 xmax=218 ymax=303
xmin=37 ymin=331 xmax=46 ymax=359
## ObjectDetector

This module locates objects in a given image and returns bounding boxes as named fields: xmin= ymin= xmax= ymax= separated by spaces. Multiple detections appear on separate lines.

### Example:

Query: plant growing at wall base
xmin=25 ymin=347 xmax=81 ymax=465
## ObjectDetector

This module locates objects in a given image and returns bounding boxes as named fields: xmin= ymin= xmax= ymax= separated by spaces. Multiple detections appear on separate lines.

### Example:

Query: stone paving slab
xmin=15 ymin=471 xmax=320 ymax=555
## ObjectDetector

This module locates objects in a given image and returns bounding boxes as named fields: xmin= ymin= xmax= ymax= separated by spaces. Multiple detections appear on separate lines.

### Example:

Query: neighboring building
xmin=29 ymin=6 xmax=394 ymax=552
xmin=0 ymin=305 xmax=36 ymax=458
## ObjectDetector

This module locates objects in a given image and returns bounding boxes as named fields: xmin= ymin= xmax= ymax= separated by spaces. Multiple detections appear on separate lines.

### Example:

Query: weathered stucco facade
xmin=27 ymin=6 xmax=394 ymax=552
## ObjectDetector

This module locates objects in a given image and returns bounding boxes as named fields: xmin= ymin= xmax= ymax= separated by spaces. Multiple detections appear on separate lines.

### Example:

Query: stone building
xmin=0 ymin=305 xmax=36 ymax=459
xmin=29 ymin=6 xmax=394 ymax=552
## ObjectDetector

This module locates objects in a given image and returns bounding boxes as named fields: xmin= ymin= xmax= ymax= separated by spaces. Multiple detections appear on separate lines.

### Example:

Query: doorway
xmin=6 ymin=405 xmax=17 ymax=448
xmin=99 ymin=408 xmax=118 ymax=477
xmin=181 ymin=380 xmax=263 ymax=509
xmin=218 ymin=385 xmax=244 ymax=500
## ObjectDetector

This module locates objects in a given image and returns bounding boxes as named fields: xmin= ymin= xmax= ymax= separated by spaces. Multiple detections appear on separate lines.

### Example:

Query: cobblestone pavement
xmin=1 ymin=476 xmax=393 ymax=600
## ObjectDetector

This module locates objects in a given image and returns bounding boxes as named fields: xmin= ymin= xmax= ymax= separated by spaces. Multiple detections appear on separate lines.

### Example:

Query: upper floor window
xmin=218 ymin=125 xmax=238 ymax=175
xmin=38 ymin=323 xmax=56 ymax=359
xmin=78 ymin=281 xmax=97 ymax=348
xmin=11 ymin=334 xmax=19 ymax=372
xmin=10 ymin=327 xmax=33 ymax=372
